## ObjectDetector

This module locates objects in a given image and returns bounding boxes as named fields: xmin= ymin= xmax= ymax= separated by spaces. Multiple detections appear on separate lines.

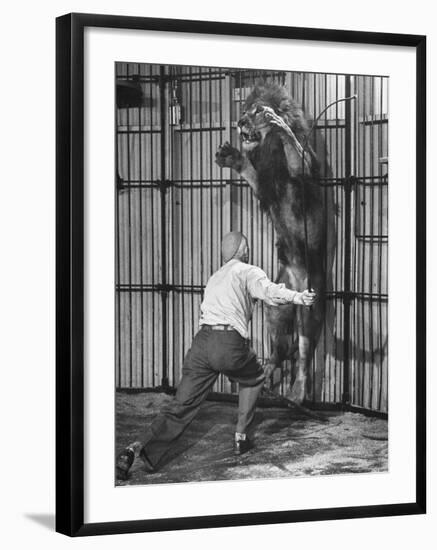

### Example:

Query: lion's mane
xmin=244 ymin=80 xmax=309 ymax=140
xmin=243 ymin=80 xmax=321 ymax=216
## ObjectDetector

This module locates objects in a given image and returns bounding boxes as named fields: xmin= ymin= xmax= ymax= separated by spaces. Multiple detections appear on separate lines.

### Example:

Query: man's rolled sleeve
xmin=245 ymin=266 xmax=298 ymax=306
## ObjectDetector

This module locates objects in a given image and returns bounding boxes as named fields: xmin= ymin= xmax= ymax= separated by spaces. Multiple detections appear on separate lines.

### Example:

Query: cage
xmin=115 ymin=63 xmax=388 ymax=415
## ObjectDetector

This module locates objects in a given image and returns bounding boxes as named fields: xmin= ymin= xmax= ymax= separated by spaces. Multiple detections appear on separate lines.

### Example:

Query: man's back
xmin=200 ymin=259 xmax=298 ymax=338
xmin=200 ymin=259 xmax=255 ymax=338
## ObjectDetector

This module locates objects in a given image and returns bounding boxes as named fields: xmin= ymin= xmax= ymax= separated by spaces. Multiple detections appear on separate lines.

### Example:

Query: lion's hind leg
xmin=288 ymin=296 xmax=324 ymax=404
xmin=264 ymin=304 xmax=297 ymax=392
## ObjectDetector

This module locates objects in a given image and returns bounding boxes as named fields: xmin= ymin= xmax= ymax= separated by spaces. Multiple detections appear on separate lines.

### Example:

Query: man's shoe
xmin=234 ymin=437 xmax=254 ymax=456
xmin=116 ymin=447 xmax=135 ymax=481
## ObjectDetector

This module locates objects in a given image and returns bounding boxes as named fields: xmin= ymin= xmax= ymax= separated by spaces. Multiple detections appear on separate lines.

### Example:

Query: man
xmin=116 ymin=231 xmax=316 ymax=480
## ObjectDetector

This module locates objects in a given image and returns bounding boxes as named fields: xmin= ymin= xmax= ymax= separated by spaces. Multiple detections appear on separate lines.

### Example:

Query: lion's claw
xmin=216 ymin=141 xmax=234 ymax=156
xmin=215 ymin=142 xmax=242 ymax=169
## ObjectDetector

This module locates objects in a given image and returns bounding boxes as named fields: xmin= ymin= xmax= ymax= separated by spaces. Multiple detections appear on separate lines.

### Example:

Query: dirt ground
xmin=115 ymin=392 xmax=388 ymax=486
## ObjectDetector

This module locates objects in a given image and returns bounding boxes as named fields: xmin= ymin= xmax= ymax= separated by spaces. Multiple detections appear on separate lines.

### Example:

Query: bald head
xmin=221 ymin=232 xmax=249 ymax=263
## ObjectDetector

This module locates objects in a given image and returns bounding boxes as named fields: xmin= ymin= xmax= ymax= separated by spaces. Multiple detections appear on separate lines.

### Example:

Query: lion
xmin=215 ymin=80 xmax=335 ymax=404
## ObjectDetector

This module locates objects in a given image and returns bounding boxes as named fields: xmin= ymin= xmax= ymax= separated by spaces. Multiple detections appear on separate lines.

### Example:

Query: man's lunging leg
xmin=116 ymin=330 xmax=218 ymax=479
xmin=230 ymin=349 xmax=265 ymax=455
xmin=236 ymin=379 xmax=265 ymax=434
xmin=140 ymin=358 xmax=218 ymax=468
xmin=234 ymin=378 xmax=264 ymax=455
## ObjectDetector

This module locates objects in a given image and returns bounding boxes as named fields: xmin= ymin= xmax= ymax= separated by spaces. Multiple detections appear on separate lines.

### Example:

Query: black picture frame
xmin=56 ymin=12 xmax=426 ymax=537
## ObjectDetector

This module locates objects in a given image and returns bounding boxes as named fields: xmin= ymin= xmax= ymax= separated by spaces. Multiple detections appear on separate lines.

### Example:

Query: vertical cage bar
xmin=149 ymin=64 xmax=156 ymax=387
xmin=115 ymin=64 xmax=122 ymax=387
xmin=159 ymin=65 xmax=169 ymax=389
xmin=137 ymin=63 xmax=145 ymax=387
xmin=126 ymin=65 xmax=133 ymax=387
xmin=169 ymin=68 xmax=176 ymax=387
xmin=369 ymin=79 xmax=375 ymax=408
xmin=360 ymin=78 xmax=368 ymax=407
xmin=378 ymin=77 xmax=385 ymax=410
xmin=179 ymin=70 xmax=186 ymax=378
xmin=209 ymin=68 xmax=214 ymax=277
xmin=342 ymin=75 xmax=353 ymax=406
xmin=189 ymin=66 xmax=195 ymax=340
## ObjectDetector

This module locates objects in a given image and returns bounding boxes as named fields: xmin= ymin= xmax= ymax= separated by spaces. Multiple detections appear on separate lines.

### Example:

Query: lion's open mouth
xmin=239 ymin=127 xmax=261 ymax=144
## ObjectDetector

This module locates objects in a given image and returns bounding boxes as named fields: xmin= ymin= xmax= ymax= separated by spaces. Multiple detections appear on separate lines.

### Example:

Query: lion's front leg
xmin=216 ymin=142 xmax=259 ymax=195
xmin=215 ymin=141 xmax=244 ymax=171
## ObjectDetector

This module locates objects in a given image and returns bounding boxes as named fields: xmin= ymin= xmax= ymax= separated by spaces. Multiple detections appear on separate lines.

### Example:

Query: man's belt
xmin=203 ymin=324 xmax=236 ymax=332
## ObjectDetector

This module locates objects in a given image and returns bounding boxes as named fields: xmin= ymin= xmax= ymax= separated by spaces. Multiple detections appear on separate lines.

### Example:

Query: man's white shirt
xmin=199 ymin=259 xmax=298 ymax=338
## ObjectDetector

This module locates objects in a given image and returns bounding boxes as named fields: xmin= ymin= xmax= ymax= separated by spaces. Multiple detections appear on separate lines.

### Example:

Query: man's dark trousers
xmin=141 ymin=325 xmax=265 ymax=468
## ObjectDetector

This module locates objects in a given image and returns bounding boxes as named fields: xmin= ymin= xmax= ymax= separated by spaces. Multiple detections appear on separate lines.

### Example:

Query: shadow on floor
xmin=116 ymin=392 xmax=388 ymax=486
xmin=25 ymin=513 xmax=55 ymax=531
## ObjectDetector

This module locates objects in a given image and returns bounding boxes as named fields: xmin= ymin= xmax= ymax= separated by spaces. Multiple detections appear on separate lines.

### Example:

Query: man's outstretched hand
xmin=294 ymin=289 xmax=317 ymax=307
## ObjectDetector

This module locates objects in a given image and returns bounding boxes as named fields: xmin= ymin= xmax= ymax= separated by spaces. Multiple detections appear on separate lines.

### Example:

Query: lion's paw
xmin=215 ymin=142 xmax=242 ymax=170
xmin=287 ymin=377 xmax=307 ymax=405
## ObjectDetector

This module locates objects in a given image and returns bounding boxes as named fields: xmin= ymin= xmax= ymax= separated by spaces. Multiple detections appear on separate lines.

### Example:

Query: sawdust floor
xmin=116 ymin=392 xmax=388 ymax=486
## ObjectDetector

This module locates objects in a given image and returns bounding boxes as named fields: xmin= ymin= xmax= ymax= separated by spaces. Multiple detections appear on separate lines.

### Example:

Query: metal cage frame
xmin=115 ymin=63 xmax=389 ymax=415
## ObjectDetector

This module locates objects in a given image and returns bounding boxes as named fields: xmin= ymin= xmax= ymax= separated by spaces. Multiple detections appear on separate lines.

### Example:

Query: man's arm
xmin=245 ymin=266 xmax=316 ymax=307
